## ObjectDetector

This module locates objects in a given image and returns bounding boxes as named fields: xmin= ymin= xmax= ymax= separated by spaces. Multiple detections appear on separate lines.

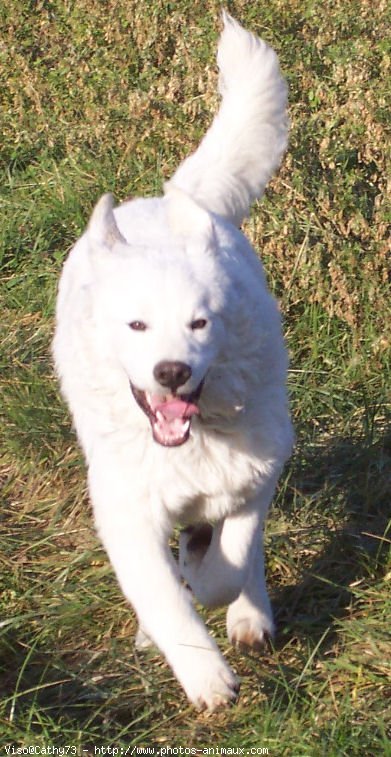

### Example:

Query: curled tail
xmin=165 ymin=11 xmax=288 ymax=227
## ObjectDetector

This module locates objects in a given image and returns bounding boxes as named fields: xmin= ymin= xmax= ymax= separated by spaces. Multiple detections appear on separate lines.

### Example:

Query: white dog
xmin=53 ymin=12 xmax=293 ymax=710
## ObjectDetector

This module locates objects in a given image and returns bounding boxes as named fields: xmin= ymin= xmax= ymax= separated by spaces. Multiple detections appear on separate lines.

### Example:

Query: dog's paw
xmin=227 ymin=596 xmax=274 ymax=651
xmin=135 ymin=625 xmax=155 ymax=650
xmin=227 ymin=610 xmax=274 ymax=652
xmin=180 ymin=655 xmax=240 ymax=711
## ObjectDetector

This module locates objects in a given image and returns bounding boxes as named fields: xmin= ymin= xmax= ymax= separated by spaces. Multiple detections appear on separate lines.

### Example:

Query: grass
xmin=0 ymin=0 xmax=390 ymax=753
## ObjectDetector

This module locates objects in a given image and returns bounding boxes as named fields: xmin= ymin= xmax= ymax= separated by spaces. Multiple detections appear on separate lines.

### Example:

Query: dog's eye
xmin=190 ymin=318 xmax=208 ymax=331
xmin=128 ymin=321 xmax=147 ymax=331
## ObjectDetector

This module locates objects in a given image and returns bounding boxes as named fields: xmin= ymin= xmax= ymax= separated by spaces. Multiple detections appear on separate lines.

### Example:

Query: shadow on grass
xmin=272 ymin=425 xmax=391 ymax=643
xmin=0 ymin=630 xmax=166 ymax=741
xmin=2 ymin=422 xmax=390 ymax=738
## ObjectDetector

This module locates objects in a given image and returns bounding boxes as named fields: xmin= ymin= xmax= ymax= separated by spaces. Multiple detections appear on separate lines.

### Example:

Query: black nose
xmin=153 ymin=361 xmax=192 ymax=392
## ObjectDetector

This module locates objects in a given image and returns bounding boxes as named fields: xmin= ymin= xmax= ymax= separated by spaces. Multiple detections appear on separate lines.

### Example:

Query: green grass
xmin=1 ymin=0 xmax=390 ymax=753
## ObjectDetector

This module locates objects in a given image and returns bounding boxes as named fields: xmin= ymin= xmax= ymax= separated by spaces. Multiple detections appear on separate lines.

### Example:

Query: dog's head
xmin=86 ymin=191 xmax=234 ymax=447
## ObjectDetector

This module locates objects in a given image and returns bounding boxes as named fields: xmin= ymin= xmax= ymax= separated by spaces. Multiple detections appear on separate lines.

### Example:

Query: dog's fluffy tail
xmin=165 ymin=11 xmax=288 ymax=227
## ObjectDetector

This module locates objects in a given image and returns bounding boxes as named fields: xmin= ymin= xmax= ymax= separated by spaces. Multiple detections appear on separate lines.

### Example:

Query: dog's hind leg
xmin=179 ymin=523 xmax=213 ymax=585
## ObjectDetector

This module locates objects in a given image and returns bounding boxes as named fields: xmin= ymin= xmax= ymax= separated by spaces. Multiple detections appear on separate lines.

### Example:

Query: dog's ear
xmin=88 ymin=193 xmax=126 ymax=250
xmin=164 ymin=186 xmax=216 ymax=248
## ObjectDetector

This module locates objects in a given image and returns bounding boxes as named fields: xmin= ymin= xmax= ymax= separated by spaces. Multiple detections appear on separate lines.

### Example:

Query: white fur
xmin=53 ymin=13 xmax=293 ymax=710
xmin=166 ymin=10 xmax=288 ymax=226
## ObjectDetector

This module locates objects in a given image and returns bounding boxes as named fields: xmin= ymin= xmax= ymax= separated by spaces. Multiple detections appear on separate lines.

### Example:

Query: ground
xmin=0 ymin=0 xmax=390 ymax=753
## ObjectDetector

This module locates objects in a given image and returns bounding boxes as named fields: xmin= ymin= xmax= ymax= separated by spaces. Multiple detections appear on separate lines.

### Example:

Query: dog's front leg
xmin=224 ymin=477 xmax=278 ymax=648
xmin=180 ymin=475 xmax=279 ymax=617
xmin=180 ymin=502 xmax=261 ymax=608
xmin=226 ymin=536 xmax=274 ymax=649
xmin=88 ymin=459 xmax=239 ymax=710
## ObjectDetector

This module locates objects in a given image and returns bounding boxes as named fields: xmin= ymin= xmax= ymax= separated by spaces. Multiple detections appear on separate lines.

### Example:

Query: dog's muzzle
xmin=130 ymin=381 xmax=204 ymax=447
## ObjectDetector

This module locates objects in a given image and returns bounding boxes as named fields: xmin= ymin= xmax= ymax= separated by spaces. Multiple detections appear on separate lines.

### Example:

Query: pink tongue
xmin=155 ymin=398 xmax=200 ymax=421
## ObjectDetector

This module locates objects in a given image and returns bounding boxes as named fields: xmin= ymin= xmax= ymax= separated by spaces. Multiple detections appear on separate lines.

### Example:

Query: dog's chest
xmin=153 ymin=428 xmax=268 ymax=523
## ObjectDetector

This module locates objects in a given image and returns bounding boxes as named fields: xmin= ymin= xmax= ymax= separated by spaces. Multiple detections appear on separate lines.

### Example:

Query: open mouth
xmin=130 ymin=381 xmax=203 ymax=447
